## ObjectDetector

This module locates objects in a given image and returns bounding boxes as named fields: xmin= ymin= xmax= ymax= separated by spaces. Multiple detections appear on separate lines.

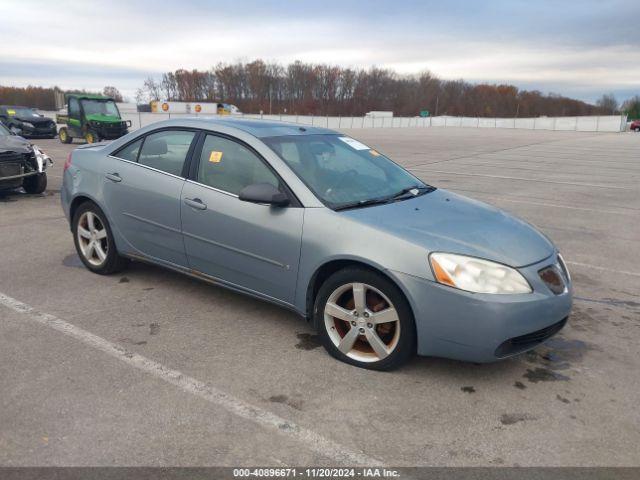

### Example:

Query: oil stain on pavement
xmin=295 ymin=333 xmax=321 ymax=350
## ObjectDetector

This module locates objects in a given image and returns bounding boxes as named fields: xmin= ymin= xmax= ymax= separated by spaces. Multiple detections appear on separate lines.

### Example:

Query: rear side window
xmin=137 ymin=130 xmax=196 ymax=177
xmin=69 ymin=98 xmax=80 ymax=117
xmin=114 ymin=138 xmax=143 ymax=162
xmin=196 ymin=134 xmax=279 ymax=195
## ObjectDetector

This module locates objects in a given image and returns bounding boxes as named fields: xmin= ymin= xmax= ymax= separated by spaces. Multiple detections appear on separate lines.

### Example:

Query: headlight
xmin=22 ymin=122 xmax=34 ymax=128
xmin=429 ymin=252 xmax=532 ymax=294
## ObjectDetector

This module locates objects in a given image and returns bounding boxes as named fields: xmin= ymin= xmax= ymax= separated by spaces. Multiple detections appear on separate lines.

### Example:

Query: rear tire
xmin=59 ymin=127 xmax=72 ymax=144
xmin=23 ymin=173 xmax=47 ymax=194
xmin=314 ymin=267 xmax=416 ymax=370
xmin=72 ymin=202 xmax=128 ymax=275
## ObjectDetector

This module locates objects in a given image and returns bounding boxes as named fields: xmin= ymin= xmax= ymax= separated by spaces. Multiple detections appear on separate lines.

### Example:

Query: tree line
xmin=0 ymin=86 xmax=123 ymax=110
xmin=135 ymin=60 xmax=631 ymax=118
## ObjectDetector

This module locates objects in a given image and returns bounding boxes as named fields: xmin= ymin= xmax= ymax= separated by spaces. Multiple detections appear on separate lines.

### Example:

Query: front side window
xmin=264 ymin=134 xmax=430 ymax=209
xmin=196 ymin=134 xmax=279 ymax=195
xmin=137 ymin=130 xmax=196 ymax=176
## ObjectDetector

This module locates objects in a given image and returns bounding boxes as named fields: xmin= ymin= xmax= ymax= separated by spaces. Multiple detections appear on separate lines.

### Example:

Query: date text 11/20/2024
xmin=233 ymin=468 xmax=401 ymax=478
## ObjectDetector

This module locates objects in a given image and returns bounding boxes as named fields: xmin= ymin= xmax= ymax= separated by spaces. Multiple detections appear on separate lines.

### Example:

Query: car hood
xmin=13 ymin=114 xmax=53 ymax=124
xmin=0 ymin=135 xmax=32 ymax=155
xmin=85 ymin=114 xmax=122 ymax=123
xmin=341 ymin=189 xmax=555 ymax=267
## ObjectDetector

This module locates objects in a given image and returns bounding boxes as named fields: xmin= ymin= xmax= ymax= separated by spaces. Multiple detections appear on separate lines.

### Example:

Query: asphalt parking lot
xmin=1 ymin=127 xmax=639 ymax=467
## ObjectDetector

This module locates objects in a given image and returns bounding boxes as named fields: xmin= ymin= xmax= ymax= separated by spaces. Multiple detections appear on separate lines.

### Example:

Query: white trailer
xmin=149 ymin=101 xmax=241 ymax=115
xmin=365 ymin=111 xmax=394 ymax=118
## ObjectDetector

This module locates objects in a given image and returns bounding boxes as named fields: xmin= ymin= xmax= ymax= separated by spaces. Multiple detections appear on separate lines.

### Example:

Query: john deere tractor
xmin=56 ymin=94 xmax=131 ymax=144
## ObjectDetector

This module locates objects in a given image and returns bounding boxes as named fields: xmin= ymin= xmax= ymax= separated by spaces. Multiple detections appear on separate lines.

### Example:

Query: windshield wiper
xmin=334 ymin=185 xmax=436 ymax=211
xmin=334 ymin=197 xmax=394 ymax=211
xmin=389 ymin=185 xmax=435 ymax=201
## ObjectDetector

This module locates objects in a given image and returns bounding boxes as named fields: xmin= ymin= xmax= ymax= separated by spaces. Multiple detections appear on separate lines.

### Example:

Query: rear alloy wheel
xmin=315 ymin=268 xmax=415 ymax=370
xmin=72 ymin=203 xmax=127 ymax=274
xmin=59 ymin=127 xmax=72 ymax=144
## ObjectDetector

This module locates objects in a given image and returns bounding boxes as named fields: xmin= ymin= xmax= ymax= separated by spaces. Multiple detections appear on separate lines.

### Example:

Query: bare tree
xmin=596 ymin=93 xmax=618 ymax=114
xmin=134 ymin=60 xmax=606 ymax=117
xmin=103 ymin=86 xmax=123 ymax=102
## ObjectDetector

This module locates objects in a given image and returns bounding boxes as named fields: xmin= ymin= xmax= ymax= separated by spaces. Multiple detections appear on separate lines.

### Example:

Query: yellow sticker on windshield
xmin=6 ymin=109 xmax=16 ymax=116
xmin=209 ymin=151 xmax=223 ymax=163
xmin=369 ymin=149 xmax=381 ymax=156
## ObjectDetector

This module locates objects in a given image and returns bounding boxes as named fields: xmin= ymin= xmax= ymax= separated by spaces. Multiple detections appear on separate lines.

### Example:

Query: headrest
xmin=144 ymin=138 xmax=167 ymax=155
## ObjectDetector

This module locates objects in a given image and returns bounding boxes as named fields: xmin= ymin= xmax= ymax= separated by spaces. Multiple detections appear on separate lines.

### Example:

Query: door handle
xmin=184 ymin=197 xmax=207 ymax=210
xmin=105 ymin=172 xmax=122 ymax=182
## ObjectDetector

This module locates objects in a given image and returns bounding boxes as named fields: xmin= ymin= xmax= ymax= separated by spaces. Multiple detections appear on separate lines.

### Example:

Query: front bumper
xmin=15 ymin=124 xmax=57 ymax=138
xmin=94 ymin=122 xmax=129 ymax=140
xmin=393 ymin=253 xmax=572 ymax=362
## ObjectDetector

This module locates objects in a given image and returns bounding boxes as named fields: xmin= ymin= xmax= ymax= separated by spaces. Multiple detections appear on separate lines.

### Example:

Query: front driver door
xmin=181 ymin=133 xmax=304 ymax=304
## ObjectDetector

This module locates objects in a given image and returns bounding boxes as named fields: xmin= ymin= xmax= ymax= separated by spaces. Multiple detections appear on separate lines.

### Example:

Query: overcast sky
xmin=2 ymin=0 xmax=639 ymax=103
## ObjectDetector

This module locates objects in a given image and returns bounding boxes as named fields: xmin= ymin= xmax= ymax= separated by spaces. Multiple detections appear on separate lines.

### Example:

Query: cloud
xmin=2 ymin=0 xmax=638 ymax=102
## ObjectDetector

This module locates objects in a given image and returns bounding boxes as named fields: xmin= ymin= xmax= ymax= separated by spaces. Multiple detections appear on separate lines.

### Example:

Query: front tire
xmin=23 ymin=173 xmax=47 ymax=194
xmin=72 ymin=202 xmax=128 ymax=274
xmin=84 ymin=130 xmax=99 ymax=144
xmin=314 ymin=267 xmax=416 ymax=370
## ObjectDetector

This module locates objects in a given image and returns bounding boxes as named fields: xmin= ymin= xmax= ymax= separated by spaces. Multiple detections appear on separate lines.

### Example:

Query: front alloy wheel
xmin=84 ymin=130 xmax=99 ymax=144
xmin=325 ymin=283 xmax=401 ymax=362
xmin=316 ymin=268 xmax=415 ymax=370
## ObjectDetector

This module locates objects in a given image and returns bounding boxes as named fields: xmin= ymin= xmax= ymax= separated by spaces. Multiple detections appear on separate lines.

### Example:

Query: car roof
xmin=184 ymin=117 xmax=337 ymax=138
xmin=67 ymin=94 xmax=113 ymax=101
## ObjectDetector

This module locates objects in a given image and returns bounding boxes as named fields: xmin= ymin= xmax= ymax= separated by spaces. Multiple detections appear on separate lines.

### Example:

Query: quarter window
xmin=114 ymin=138 xmax=143 ymax=162
xmin=196 ymin=135 xmax=279 ymax=195
xmin=137 ymin=130 xmax=196 ymax=176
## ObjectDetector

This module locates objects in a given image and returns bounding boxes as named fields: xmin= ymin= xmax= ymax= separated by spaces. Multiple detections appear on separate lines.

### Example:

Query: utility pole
xmin=515 ymin=103 xmax=520 ymax=118
xmin=435 ymin=96 xmax=439 ymax=117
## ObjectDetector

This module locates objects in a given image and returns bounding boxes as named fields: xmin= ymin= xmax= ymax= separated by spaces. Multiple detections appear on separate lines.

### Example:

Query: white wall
xmin=39 ymin=110 xmax=627 ymax=133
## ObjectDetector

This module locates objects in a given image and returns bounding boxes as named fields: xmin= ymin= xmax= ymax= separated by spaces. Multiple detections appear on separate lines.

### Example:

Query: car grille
xmin=0 ymin=161 xmax=22 ymax=178
xmin=494 ymin=317 xmax=568 ymax=358
xmin=0 ymin=151 xmax=23 ymax=163
xmin=33 ymin=123 xmax=54 ymax=133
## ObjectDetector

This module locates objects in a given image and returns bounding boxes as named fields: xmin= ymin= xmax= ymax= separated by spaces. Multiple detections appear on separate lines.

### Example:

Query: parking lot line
xmin=451 ymin=192 xmax=639 ymax=216
xmin=0 ymin=291 xmax=383 ymax=467
xmin=565 ymin=261 xmax=640 ymax=278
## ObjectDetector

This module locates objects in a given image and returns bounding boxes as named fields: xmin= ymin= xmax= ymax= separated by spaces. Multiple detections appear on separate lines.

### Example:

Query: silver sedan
xmin=61 ymin=118 xmax=572 ymax=370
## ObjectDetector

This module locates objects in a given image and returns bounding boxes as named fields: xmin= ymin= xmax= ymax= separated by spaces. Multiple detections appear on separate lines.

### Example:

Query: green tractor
xmin=56 ymin=94 xmax=131 ymax=144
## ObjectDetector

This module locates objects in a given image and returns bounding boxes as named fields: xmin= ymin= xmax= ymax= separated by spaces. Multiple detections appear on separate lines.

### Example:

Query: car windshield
xmin=0 ymin=123 xmax=10 ymax=136
xmin=80 ymin=99 xmax=119 ymax=117
xmin=4 ymin=107 xmax=41 ymax=118
xmin=264 ymin=134 xmax=432 ymax=209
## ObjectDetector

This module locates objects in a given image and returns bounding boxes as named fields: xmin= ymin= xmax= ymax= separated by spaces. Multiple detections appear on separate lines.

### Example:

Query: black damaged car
xmin=0 ymin=122 xmax=52 ymax=194
xmin=0 ymin=105 xmax=57 ymax=139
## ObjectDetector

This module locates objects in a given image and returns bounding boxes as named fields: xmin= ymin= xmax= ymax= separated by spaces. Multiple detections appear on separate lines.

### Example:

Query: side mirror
xmin=239 ymin=182 xmax=290 ymax=207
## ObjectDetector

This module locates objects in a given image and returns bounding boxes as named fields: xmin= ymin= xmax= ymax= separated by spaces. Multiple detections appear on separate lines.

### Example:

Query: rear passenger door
xmin=181 ymin=133 xmax=304 ymax=304
xmin=103 ymin=129 xmax=197 ymax=267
